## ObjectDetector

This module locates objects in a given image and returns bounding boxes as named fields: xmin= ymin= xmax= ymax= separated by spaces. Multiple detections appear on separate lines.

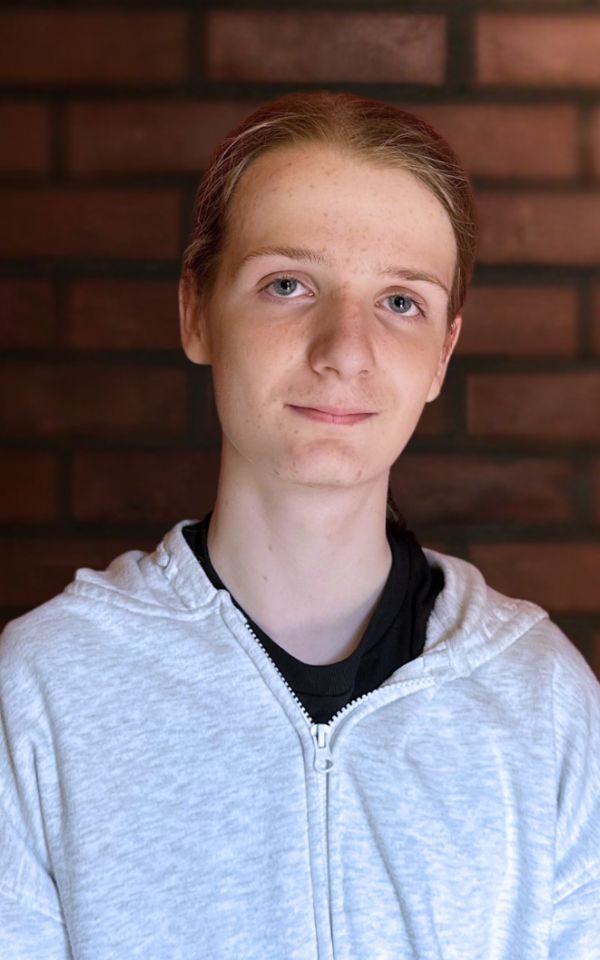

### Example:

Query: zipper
xmin=310 ymin=723 xmax=333 ymax=772
xmin=244 ymin=620 xmax=374 ymax=773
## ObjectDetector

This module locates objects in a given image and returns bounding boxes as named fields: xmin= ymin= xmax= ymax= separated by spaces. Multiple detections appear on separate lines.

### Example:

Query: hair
xmin=182 ymin=90 xmax=477 ymax=328
xmin=182 ymin=91 xmax=477 ymax=533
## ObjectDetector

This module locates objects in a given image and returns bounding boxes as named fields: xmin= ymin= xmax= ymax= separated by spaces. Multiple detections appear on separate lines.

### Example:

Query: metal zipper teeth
xmin=243 ymin=620 xmax=374 ymax=733
xmin=244 ymin=620 xmax=315 ymax=727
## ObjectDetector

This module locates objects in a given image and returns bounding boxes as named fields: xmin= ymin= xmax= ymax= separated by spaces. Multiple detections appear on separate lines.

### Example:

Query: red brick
xmin=0 ymin=536 xmax=155 ymax=610
xmin=67 ymin=100 xmax=259 ymax=175
xmin=391 ymin=455 xmax=572 ymax=524
xmin=73 ymin=450 xmax=220 ymax=522
xmin=0 ymin=12 xmax=186 ymax=86
xmin=594 ymin=287 xmax=600 ymax=355
xmin=65 ymin=280 xmax=180 ymax=350
xmin=0 ymin=363 xmax=186 ymax=438
xmin=591 ymin=109 xmax=600 ymax=177
xmin=206 ymin=12 xmax=445 ymax=84
xmin=476 ymin=14 xmax=600 ymax=87
xmin=469 ymin=542 xmax=600 ymax=614
xmin=467 ymin=372 xmax=600 ymax=441
xmin=413 ymin=392 xmax=450 ymax=437
xmin=458 ymin=286 xmax=578 ymax=357
xmin=595 ymin=461 xmax=600 ymax=523
xmin=0 ymin=280 xmax=57 ymax=348
xmin=413 ymin=104 xmax=577 ymax=180
xmin=0 ymin=103 xmax=50 ymax=173
xmin=0 ymin=453 xmax=59 ymax=522
xmin=0 ymin=189 xmax=180 ymax=259
xmin=477 ymin=193 xmax=600 ymax=266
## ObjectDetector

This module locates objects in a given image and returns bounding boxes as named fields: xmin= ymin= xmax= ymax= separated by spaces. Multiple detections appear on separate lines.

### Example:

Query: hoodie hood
xmin=63 ymin=520 xmax=549 ymax=688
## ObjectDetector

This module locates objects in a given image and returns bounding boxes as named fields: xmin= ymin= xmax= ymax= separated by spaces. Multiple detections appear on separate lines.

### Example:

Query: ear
xmin=426 ymin=313 xmax=462 ymax=403
xmin=179 ymin=275 xmax=212 ymax=365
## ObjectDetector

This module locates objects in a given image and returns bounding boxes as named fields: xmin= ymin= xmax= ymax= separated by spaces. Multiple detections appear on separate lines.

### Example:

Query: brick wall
xmin=1 ymin=2 xmax=599 ymax=674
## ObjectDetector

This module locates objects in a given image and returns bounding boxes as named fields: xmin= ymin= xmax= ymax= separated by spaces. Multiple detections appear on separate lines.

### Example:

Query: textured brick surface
xmin=391 ymin=456 xmax=572 ymax=524
xmin=0 ymin=12 xmax=186 ymax=86
xmin=469 ymin=543 xmax=600 ymax=614
xmin=0 ymin=190 xmax=180 ymax=259
xmin=73 ymin=450 xmax=220 ymax=522
xmin=65 ymin=280 xmax=180 ymax=349
xmin=67 ymin=101 xmax=259 ymax=175
xmin=0 ymin=281 xmax=57 ymax=348
xmin=0 ymin=537 xmax=155 ymax=609
xmin=592 ymin=109 xmax=600 ymax=177
xmin=0 ymin=453 xmax=59 ymax=522
xmin=476 ymin=14 xmax=600 ymax=87
xmin=467 ymin=373 xmax=600 ymax=441
xmin=477 ymin=194 xmax=600 ymax=265
xmin=414 ymin=104 xmax=577 ymax=180
xmin=594 ymin=287 xmax=600 ymax=355
xmin=206 ymin=12 xmax=445 ymax=84
xmin=459 ymin=286 xmax=577 ymax=356
xmin=0 ymin=364 xmax=187 ymax=438
xmin=412 ymin=393 xmax=450 ymax=437
xmin=1 ymin=3 xmax=599 ymax=663
xmin=0 ymin=103 xmax=50 ymax=173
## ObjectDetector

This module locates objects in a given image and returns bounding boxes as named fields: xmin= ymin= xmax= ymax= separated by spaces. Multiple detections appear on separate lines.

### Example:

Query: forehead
xmin=221 ymin=143 xmax=456 ymax=285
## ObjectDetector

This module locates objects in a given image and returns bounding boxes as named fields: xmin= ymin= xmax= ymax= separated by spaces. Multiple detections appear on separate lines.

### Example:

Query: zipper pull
xmin=311 ymin=723 xmax=334 ymax=772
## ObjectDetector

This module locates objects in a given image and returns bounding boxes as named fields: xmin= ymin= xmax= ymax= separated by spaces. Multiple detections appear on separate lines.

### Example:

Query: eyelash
xmin=261 ymin=275 xmax=426 ymax=319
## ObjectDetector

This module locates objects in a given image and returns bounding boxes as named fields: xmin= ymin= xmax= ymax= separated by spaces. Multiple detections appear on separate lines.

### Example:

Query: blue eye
xmin=387 ymin=294 xmax=419 ymax=316
xmin=270 ymin=277 xmax=300 ymax=297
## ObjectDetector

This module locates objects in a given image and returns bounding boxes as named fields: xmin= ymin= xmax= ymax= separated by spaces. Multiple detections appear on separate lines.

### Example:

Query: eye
xmin=384 ymin=293 xmax=422 ymax=317
xmin=264 ymin=276 xmax=308 ymax=299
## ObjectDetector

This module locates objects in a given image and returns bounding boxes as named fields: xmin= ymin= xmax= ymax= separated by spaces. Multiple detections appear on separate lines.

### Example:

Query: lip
xmin=288 ymin=404 xmax=375 ymax=426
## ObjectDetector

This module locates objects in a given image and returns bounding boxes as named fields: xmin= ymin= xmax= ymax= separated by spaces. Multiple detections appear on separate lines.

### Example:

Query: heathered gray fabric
xmin=1 ymin=519 xmax=599 ymax=960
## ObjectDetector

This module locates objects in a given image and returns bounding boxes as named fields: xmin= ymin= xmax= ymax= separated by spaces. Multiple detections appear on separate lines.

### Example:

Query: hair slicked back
xmin=182 ymin=91 xmax=477 ymax=327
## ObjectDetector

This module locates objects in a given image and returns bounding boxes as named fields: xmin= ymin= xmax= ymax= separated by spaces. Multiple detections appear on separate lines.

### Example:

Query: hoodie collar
xmin=69 ymin=520 xmax=549 ymax=681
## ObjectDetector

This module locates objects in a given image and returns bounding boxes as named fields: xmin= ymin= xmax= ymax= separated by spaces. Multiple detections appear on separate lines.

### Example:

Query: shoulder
xmin=426 ymin=547 xmax=600 ymax=708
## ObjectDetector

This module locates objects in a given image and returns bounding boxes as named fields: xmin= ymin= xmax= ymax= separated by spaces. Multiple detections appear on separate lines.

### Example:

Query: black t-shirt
xmin=183 ymin=516 xmax=444 ymax=724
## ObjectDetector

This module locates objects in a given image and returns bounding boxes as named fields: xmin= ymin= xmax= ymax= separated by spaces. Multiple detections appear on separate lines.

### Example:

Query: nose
xmin=308 ymin=294 xmax=375 ymax=380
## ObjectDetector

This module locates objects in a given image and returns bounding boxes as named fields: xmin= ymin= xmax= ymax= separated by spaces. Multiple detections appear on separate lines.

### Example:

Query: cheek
xmin=388 ymin=336 xmax=443 ymax=386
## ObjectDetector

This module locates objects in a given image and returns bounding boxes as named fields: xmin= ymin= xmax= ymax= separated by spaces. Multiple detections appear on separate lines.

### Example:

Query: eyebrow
xmin=237 ymin=245 xmax=449 ymax=295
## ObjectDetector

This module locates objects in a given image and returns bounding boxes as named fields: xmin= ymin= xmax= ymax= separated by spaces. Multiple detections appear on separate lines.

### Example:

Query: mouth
xmin=287 ymin=404 xmax=376 ymax=426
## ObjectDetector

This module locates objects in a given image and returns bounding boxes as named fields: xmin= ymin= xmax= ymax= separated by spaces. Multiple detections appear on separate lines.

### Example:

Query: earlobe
xmin=425 ymin=313 xmax=462 ymax=403
xmin=179 ymin=275 xmax=212 ymax=365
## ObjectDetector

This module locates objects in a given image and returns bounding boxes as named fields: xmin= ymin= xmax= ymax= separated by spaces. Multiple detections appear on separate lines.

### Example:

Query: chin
xmin=269 ymin=447 xmax=377 ymax=488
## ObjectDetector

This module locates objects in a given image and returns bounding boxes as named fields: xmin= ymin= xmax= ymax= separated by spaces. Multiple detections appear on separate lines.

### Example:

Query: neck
xmin=207 ymin=466 xmax=392 ymax=665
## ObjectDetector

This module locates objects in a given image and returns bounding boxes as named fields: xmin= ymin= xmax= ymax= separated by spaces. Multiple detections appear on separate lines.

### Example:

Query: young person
xmin=1 ymin=92 xmax=599 ymax=959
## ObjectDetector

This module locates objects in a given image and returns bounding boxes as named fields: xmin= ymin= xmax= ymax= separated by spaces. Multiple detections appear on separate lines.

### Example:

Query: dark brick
xmin=0 ymin=453 xmax=59 ymax=522
xmin=72 ymin=450 xmax=220 ymax=522
xmin=470 ymin=542 xmax=600 ymax=614
xmin=459 ymin=286 xmax=577 ymax=356
xmin=0 ymin=189 xmax=180 ymax=259
xmin=0 ymin=11 xmax=186 ymax=86
xmin=0 ymin=281 xmax=57 ymax=348
xmin=468 ymin=373 xmax=600 ymax=441
xmin=392 ymin=455 xmax=573 ymax=524
xmin=206 ymin=12 xmax=445 ymax=84
xmin=65 ymin=280 xmax=180 ymax=350
xmin=0 ymin=363 xmax=187 ymax=438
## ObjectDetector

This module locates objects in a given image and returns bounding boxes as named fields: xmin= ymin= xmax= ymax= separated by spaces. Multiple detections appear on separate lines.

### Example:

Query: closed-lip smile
xmin=288 ymin=404 xmax=375 ymax=425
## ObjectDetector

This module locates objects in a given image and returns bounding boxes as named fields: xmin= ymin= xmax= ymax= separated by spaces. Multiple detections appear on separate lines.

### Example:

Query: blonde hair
xmin=182 ymin=90 xmax=477 ymax=327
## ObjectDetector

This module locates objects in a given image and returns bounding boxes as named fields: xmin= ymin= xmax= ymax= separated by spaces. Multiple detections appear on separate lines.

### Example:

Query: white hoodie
xmin=0 ymin=520 xmax=599 ymax=960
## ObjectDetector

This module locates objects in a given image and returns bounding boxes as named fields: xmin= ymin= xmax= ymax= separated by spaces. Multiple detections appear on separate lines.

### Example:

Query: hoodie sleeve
xmin=0 ymin=766 xmax=72 ymax=959
xmin=549 ymin=634 xmax=600 ymax=958
xmin=0 ymin=853 xmax=71 ymax=960
xmin=0 ymin=624 xmax=73 ymax=960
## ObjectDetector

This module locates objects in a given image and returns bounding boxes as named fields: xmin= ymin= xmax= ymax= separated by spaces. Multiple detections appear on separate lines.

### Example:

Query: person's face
xmin=180 ymin=143 xmax=461 ymax=493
